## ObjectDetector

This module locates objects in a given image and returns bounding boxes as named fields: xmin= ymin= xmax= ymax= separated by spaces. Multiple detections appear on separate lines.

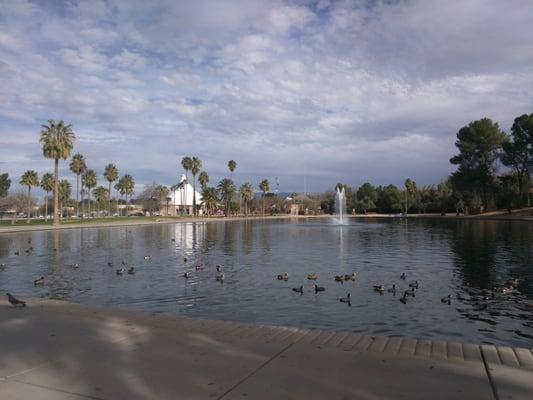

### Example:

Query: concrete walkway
xmin=0 ymin=299 xmax=531 ymax=399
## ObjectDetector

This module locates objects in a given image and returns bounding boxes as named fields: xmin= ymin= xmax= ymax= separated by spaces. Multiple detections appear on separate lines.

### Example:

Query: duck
xmin=144 ymin=255 xmax=151 ymax=260
xmin=33 ymin=276 xmax=45 ymax=286
xmin=216 ymin=274 xmax=225 ymax=282
xmin=183 ymin=272 xmax=191 ymax=278
xmin=339 ymin=293 xmax=351 ymax=305
xmin=116 ymin=268 xmax=125 ymax=276
xmin=344 ymin=273 xmax=356 ymax=281
xmin=334 ymin=275 xmax=344 ymax=283
xmin=400 ymin=294 xmax=408 ymax=304
xmin=441 ymin=294 xmax=451 ymax=304
xmin=14 ymin=251 xmax=19 ymax=256
xmin=127 ymin=267 xmax=135 ymax=275
xmin=400 ymin=273 xmax=406 ymax=280
xmin=195 ymin=265 xmax=204 ymax=271
xmin=292 ymin=285 xmax=303 ymax=294
xmin=71 ymin=263 xmax=79 ymax=269
xmin=409 ymin=287 xmax=416 ymax=297
xmin=183 ymin=257 xmax=188 ymax=263
xmin=107 ymin=262 xmax=113 ymax=267
xmin=387 ymin=284 xmax=397 ymax=294
xmin=307 ymin=273 xmax=318 ymax=281
xmin=276 ymin=273 xmax=289 ymax=281
xmin=171 ymin=238 xmax=176 ymax=242
xmin=506 ymin=278 xmax=519 ymax=288
xmin=0 ymin=263 xmax=6 ymax=270
xmin=314 ymin=284 xmax=325 ymax=293
xmin=501 ymin=286 xmax=513 ymax=294
xmin=121 ymin=260 xmax=127 ymax=266
xmin=216 ymin=265 xmax=223 ymax=272
xmin=409 ymin=281 xmax=419 ymax=289
xmin=373 ymin=285 xmax=385 ymax=293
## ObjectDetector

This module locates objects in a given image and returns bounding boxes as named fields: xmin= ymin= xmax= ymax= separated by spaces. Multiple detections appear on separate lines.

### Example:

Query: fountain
xmin=334 ymin=186 xmax=347 ymax=224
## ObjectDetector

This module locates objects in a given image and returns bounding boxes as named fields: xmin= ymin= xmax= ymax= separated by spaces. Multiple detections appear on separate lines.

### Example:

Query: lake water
xmin=1 ymin=218 xmax=532 ymax=348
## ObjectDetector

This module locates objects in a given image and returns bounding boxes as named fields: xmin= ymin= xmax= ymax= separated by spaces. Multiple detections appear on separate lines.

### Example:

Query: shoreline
xmin=0 ymin=297 xmax=531 ymax=399
xmin=0 ymin=211 xmax=531 ymax=234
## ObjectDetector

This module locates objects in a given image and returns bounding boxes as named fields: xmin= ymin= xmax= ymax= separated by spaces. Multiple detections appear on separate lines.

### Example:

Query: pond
xmin=1 ymin=218 xmax=532 ymax=347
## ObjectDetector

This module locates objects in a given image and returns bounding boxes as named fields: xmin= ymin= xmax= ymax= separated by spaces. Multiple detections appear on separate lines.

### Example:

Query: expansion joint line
xmin=480 ymin=347 xmax=499 ymax=400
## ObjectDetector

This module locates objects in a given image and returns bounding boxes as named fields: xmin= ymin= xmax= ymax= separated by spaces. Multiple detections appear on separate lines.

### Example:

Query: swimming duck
xmin=116 ymin=268 xmax=125 ymax=276
xmin=127 ymin=267 xmax=135 ymax=275
xmin=0 ymin=263 xmax=6 ymax=270
xmin=195 ymin=265 xmax=204 ymax=271
xmin=307 ymin=273 xmax=318 ymax=281
xmin=107 ymin=262 xmax=113 ymax=267
xmin=144 ymin=255 xmax=151 ymax=260
xmin=184 ymin=257 xmax=188 ymax=263
xmin=334 ymin=275 xmax=344 ymax=283
xmin=71 ymin=263 xmax=79 ymax=269
xmin=216 ymin=274 xmax=225 ymax=282
xmin=314 ymin=284 xmax=325 ymax=293
xmin=441 ymin=294 xmax=451 ymax=304
xmin=501 ymin=286 xmax=513 ymax=294
xmin=409 ymin=281 xmax=419 ymax=289
xmin=506 ymin=278 xmax=519 ymax=288
xmin=171 ymin=238 xmax=176 ymax=242
xmin=400 ymin=273 xmax=406 ymax=280
xmin=339 ymin=293 xmax=351 ymax=305
xmin=400 ymin=294 xmax=408 ymax=304
xmin=387 ymin=284 xmax=397 ymax=294
xmin=276 ymin=273 xmax=289 ymax=281
xmin=216 ymin=265 xmax=223 ymax=272
xmin=33 ymin=276 xmax=45 ymax=286
xmin=373 ymin=285 xmax=385 ymax=293
xmin=344 ymin=273 xmax=356 ymax=281
xmin=183 ymin=272 xmax=191 ymax=278
xmin=292 ymin=285 xmax=303 ymax=294
xmin=14 ymin=251 xmax=19 ymax=256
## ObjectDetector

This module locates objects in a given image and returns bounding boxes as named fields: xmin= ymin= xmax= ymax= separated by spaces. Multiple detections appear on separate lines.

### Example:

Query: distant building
xmin=165 ymin=174 xmax=203 ymax=216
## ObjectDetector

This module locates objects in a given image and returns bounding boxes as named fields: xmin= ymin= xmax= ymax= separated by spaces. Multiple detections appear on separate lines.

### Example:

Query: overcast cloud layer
xmin=1 ymin=0 xmax=533 ymax=193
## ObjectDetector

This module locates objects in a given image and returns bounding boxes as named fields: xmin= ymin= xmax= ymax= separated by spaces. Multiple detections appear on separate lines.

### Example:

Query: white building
xmin=166 ymin=174 xmax=203 ymax=216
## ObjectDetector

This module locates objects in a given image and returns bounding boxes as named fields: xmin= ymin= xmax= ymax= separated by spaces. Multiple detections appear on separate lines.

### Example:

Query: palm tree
xmin=58 ymin=179 xmax=71 ymax=219
xmin=217 ymin=178 xmax=236 ymax=217
xmin=20 ymin=170 xmax=39 ymax=223
xmin=82 ymin=169 xmax=97 ymax=217
xmin=198 ymin=171 xmax=209 ymax=191
xmin=259 ymin=179 xmax=270 ymax=216
xmin=114 ymin=179 xmax=125 ymax=216
xmin=240 ymin=183 xmax=254 ymax=217
xmin=40 ymin=120 xmax=76 ymax=226
xmin=181 ymin=156 xmax=192 ymax=213
xmin=40 ymin=172 xmax=54 ymax=221
xmin=228 ymin=160 xmax=237 ymax=179
xmin=69 ymin=153 xmax=86 ymax=217
xmin=104 ymin=163 xmax=118 ymax=217
xmin=190 ymin=157 xmax=202 ymax=216
xmin=92 ymin=186 xmax=108 ymax=217
xmin=201 ymin=187 xmax=219 ymax=216
xmin=121 ymin=174 xmax=135 ymax=215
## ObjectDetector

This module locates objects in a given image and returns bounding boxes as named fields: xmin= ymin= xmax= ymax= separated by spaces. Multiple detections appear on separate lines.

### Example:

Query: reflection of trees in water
xmin=0 ymin=235 xmax=12 ymax=257
xmin=222 ymin=221 xmax=236 ymax=256
xmin=242 ymin=220 xmax=254 ymax=256
xmin=499 ymin=222 xmax=533 ymax=299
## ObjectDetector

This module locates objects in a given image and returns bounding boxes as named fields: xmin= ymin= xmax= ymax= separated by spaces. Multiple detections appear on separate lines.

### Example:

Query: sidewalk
xmin=0 ymin=298 xmax=532 ymax=399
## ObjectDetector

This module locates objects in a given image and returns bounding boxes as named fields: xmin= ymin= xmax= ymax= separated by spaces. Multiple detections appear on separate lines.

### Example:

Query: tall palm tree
xmin=121 ymin=174 xmax=135 ymax=215
xmin=201 ymin=187 xmax=219 ymax=217
xmin=58 ymin=179 xmax=71 ymax=219
xmin=82 ymin=169 xmax=97 ymax=217
xmin=20 ymin=170 xmax=39 ymax=223
xmin=114 ymin=179 xmax=125 ymax=216
xmin=92 ymin=186 xmax=108 ymax=217
xmin=181 ymin=156 xmax=192 ymax=213
xmin=217 ymin=178 xmax=236 ymax=217
xmin=259 ymin=179 xmax=270 ymax=216
xmin=240 ymin=182 xmax=254 ymax=217
xmin=40 ymin=172 xmax=54 ymax=221
xmin=104 ymin=163 xmax=118 ymax=217
xmin=40 ymin=120 xmax=76 ymax=226
xmin=228 ymin=160 xmax=237 ymax=179
xmin=69 ymin=153 xmax=86 ymax=217
xmin=190 ymin=157 xmax=202 ymax=216
xmin=198 ymin=171 xmax=209 ymax=191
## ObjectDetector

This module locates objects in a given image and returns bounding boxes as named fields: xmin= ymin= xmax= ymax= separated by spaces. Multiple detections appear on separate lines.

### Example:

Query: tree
xmin=0 ymin=173 xmax=10 ymax=197
xmin=92 ymin=186 xmax=108 ymax=217
xmin=228 ymin=160 xmax=237 ymax=179
xmin=40 ymin=120 xmax=76 ymax=226
xmin=376 ymin=185 xmax=403 ymax=213
xmin=121 ymin=174 xmax=135 ymax=215
xmin=240 ymin=183 xmax=254 ymax=217
xmin=69 ymin=153 xmax=86 ymax=217
xmin=4 ymin=190 xmax=30 ymax=224
xmin=217 ymin=179 xmax=236 ymax=217
xmin=201 ymin=187 xmax=219 ymax=216
xmin=356 ymin=183 xmax=377 ymax=213
xmin=114 ymin=179 xmax=125 ymax=216
xmin=104 ymin=163 xmax=118 ymax=217
xmin=198 ymin=171 xmax=209 ymax=191
xmin=190 ymin=157 xmax=202 ymax=216
xmin=450 ymin=118 xmax=506 ymax=212
xmin=181 ymin=156 xmax=192 ymax=212
xmin=82 ymin=169 xmax=97 ymax=217
xmin=58 ymin=179 xmax=71 ymax=219
xmin=20 ymin=170 xmax=39 ymax=223
xmin=40 ymin=172 xmax=54 ymax=221
xmin=259 ymin=179 xmax=270 ymax=216
xmin=501 ymin=113 xmax=533 ymax=205
xmin=404 ymin=178 xmax=417 ymax=213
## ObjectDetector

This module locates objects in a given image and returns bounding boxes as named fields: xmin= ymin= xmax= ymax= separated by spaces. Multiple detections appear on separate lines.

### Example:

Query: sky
xmin=1 ymin=0 xmax=533 ymax=194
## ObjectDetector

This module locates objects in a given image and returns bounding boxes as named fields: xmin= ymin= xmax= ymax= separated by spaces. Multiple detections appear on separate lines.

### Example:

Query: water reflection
xmin=0 ymin=219 xmax=531 ymax=347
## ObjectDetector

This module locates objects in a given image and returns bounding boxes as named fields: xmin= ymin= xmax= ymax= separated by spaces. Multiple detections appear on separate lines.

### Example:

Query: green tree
xmin=82 ymin=169 xmax=97 ymax=217
xmin=121 ymin=174 xmax=135 ymax=215
xmin=450 ymin=118 xmax=506 ymax=212
xmin=201 ymin=187 xmax=219 ymax=216
xmin=376 ymin=185 xmax=403 ymax=213
xmin=0 ymin=173 xmax=10 ymax=197
xmin=404 ymin=178 xmax=417 ymax=213
xmin=58 ymin=179 xmax=71 ymax=219
xmin=356 ymin=183 xmax=378 ymax=213
xmin=198 ymin=171 xmax=209 ymax=191
xmin=190 ymin=157 xmax=202 ymax=216
xmin=92 ymin=186 xmax=108 ymax=217
xmin=40 ymin=120 xmax=76 ymax=225
xmin=240 ymin=183 xmax=254 ymax=217
xmin=40 ymin=172 xmax=54 ymax=221
xmin=69 ymin=153 xmax=86 ymax=217
xmin=217 ymin=178 xmax=236 ymax=217
xmin=181 ymin=156 xmax=192 ymax=212
xmin=228 ymin=160 xmax=237 ymax=179
xmin=20 ymin=170 xmax=39 ymax=223
xmin=259 ymin=179 xmax=270 ymax=216
xmin=104 ymin=163 xmax=118 ymax=217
